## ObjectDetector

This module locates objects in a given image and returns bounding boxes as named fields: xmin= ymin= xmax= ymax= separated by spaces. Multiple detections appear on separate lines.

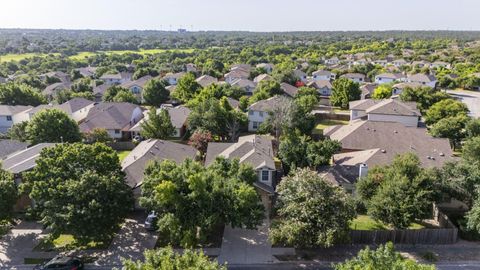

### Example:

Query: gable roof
xmin=122 ymin=139 xmax=197 ymax=188
xmin=307 ymin=80 xmax=332 ymax=89
xmin=0 ymin=140 xmax=29 ymax=159
xmin=163 ymin=72 xmax=185 ymax=80
xmin=253 ymin=74 xmax=272 ymax=83
xmin=293 ymin=69 xmax=307 ymax=78
xmin=280 ymin=83 xmax=298 ymax=97
xmin=248 ymin=95 xmax=285 ymax=112
xmin=375 ymin=73 xmax=405 ymax=80
xmin=43 ymin=82 xmax=70 ymax=96
xmin=130 ymin=105 xmax=191 ymax=132
xmin=0 ymin=105 xmax=32 ymax=116
xmin=231 ymin=78 xmax=256 ymax=88
xmin=121 ymin=75 xmax=152 ymax=89
xmin=408 ymin=73 xmax=437 ymax=83
xmin=59 ymin=98 xmax=95 ymax=114
xmin=1 ymin=143 xmax=56 ymax=174
xmin=196 ymin=75 xmax=218 ymax=87
xmin=80 ymin=102 xmax=142 ymax=132
xmin=341 ymin=73 xmax=366 ymax=79
xmin=312 ymin=70 xmax=333 ymax=76
xmin=205 ymin=135 xmax=275 ymax=170
xmin=365 ymin=99 xmax=420 ymax=117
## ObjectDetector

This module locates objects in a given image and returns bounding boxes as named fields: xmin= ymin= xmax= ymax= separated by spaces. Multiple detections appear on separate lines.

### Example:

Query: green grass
xmin=117 ymin=150 xmax=131 ymax=162
xmin=313 ymin=119 xmax=349 ymax=134
xmin=350 ymin=215 xmax=425 ymax=230
xmin=0 ymin=53 xmax=60 ymax=63
xmin=67 ymin=51 xmax=97 ymax=60
xmin=34 ymin=234 xmax=109 ymax=251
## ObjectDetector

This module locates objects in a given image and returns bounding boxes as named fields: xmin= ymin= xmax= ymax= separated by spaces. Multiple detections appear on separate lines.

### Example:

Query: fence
xmin=106 ymin=141 xmax=136 ymax=151
xmin=350 ymin=228 xmax=457 ymax=245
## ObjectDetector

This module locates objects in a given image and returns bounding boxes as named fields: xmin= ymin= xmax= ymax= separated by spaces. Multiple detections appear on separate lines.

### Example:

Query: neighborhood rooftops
xmin=122 ymin=139 xmax=197 ymax=188
xmin=248 ymin=95 xmax=286 ymax=112
xmin=80 ymin=102 xmax=142 ymax=132
xmin=2 ymin=143 xmax=56 ymax=174
xmin=130 ymin=105 xmax=191 ymax=132
xmin=365 ymin=99 xmax=420 ymax=117
xmin=0 ymin=105 xmax=32 ymax=116
xmin=407 ymin=73 xmax=437 ymax=83
xmin=0 ymin=139 xmax=29 ymax=159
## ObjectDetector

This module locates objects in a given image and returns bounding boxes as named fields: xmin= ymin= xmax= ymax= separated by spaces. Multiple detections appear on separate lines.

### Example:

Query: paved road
xmin=447 ymin=89 xmax=480 ymax=118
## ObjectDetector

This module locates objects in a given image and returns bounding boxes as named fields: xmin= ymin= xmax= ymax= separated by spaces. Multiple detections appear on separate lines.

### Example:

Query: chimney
xmin=359 ymin=163 xmax=368 ymax=178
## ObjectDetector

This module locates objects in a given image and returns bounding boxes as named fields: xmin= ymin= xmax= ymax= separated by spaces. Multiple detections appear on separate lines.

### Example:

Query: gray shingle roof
xmin=0 ymin=140 xmax=29 ymax=159
xmin=2 ymin=143 xmax=55 ymax=174
xmin=248 ymin=95 xmax=287 ymax=112
xmin=365 ymin=99 xmax=420 ymax=117
xmin=0 ymin=105 xmax=32 ymax=116
xmin=80 ymin=102 xmax=142 ymax=132
xmin=280 ymin=83 xmax=298 ymax=97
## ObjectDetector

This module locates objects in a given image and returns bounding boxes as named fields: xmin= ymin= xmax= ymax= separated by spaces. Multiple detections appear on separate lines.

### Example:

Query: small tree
xmin=0 ymin=167 xmax=18 ymax=221
xmin=334 ymin=242 xmax=435 ymax=270
xmin=466 ymin=118 xmax=480 ymax=138
xmin=140 ymin=108 xmax=175 ymax=139
xmin=26 ymin=109 xmax=82 ymax=144
xmin=120 ymin=246 xmax=226 ymax=270
xmin=143 ymin=79 xmax=170 ymax=106
xmin=331 ymin=77 xmax=361 ymax=109
xmin=188 ymin=129 xmax=213 ymax=156
xmin=372 ymin=84 xmax=393 ymax=99
xmin=7 ymin=121 xmax=29 ymax=142
xmin=112 ymin=90 xmax=138 ymax=104
xmin=0 ymin=82 xmax=46 ymax=106
xmin=462 ymin=136 xmax=480 ymax=164
xmin=270 ymin=168 xmax=355 ymax=248
xmin=103 ymin=85 xmax=130 ymax=102
xmin=84 ymin=128 xmax=112 ymax=143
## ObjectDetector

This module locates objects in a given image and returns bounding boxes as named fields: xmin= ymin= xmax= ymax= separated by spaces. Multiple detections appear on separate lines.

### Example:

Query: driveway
xmin=447 ymin=90 xmax=480 ymax=118
xmin=218 ymin=220 xmax=277 ymax=265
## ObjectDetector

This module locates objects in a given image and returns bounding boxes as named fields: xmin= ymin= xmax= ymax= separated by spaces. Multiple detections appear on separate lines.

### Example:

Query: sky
xmin=1 ymin=0 xmax=479 ymax=32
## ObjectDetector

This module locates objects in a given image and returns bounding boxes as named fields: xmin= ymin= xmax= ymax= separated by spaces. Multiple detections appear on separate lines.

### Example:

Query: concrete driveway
xmin=447 ymin=90 xmax=480 ymax=118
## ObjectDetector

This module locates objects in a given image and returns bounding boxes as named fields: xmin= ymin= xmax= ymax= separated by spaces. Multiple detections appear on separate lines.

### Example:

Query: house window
xmin=249 ymin=110 xmax=254 ymax=116
xmin=259 ymin=111 xmax=264 ymax=117
xmin=114 ymin=129 xmax=120 ymax=134
xmin=261 ymin=170 xmax=269 ymax=182
xmin=252 ymin=121 xmax=258 ymax=129
xmin=6 ymin=116 xmax=12 ymax=121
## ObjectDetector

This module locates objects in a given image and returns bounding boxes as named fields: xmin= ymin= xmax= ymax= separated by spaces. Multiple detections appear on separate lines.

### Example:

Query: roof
xmin=205 ymin=135 xmax=275 ymax=170
xmin=360 ymin=83 xmax=377 ymax=99
xmin=280 ymin=83 xmax=298 ymax=97
xmin=307 ymin=80 xmax=332 ymax=89
xmin=122 ymin=139 xmax=197 ymax=188
xmin=341 ymin=73 xmax=366 ymax=79
xmin=393 ymin=82 xmax=425 ymax=89
xmin=408 ymin=73 xmax=437 ymax=83
xmin=121 ymin=75 xmax=152 ymax=89
xmin=43 ymin=82 xmax=70 ymax=96
xmin=130 ymin=105 xmax=191 ymax=132
xmin=0 ymin=140 xmax=29 ymax=159
xmin=163 ymin=72 xmax=185 ymax=80
xmin=293 ymin=69 xmax=307 ymax=78
xmin=0 ymin=105 xmax=32 ymax=116
xmin=100 ymin=73 xmax=122 ymax=80
xmin=93 ymin=84 xmax=109 ymax=96
xmin=59 ymin=98 xmax=95 ymax=114
xmin=349 ymin=99 xmax=379 ymax=110
xmin=312 ymin=70 xmax=333 ymax=76
xmin=248 ymin=95 xmax=286 ymax=112
xmin=1 ymin=143 xmax=56 ymax=174
xmin=375 ymin=73 xmax=405 ymax=80
xmin=196 ymin=75 xmax=218 ymax=87
xmin=231 ymin=78 xmax=256 ymax=88
xmin=324 ymin=120 xmax=454 ymax=169
xmin=226 ymin=97 xmax=240 ymax=109
xmin=225 ymin=69 xmax=249 ymax=79
xmin=365 ymin=99 xmax=420 ymax=117
xmin=253 ymin=74 xmax=272 ymax=83
xmin=80 ymin=102 xmax=142 ymax=132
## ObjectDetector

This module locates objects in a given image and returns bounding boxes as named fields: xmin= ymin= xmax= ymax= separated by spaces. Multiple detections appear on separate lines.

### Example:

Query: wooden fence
xmin=350 ymin=228 xmax=457 ymax=245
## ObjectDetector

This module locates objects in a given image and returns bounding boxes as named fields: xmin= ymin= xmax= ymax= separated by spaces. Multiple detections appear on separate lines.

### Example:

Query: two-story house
xmin=349 ymin=99 xmax=421 ymax=127
xmin=341 ymin=73 xmax=366 ymax=83
xmin=0 ymin=105 xmax=32 ymax=133
xmin=163 ymin=72 xmax=185 ymax=86
xmin=120 ymin=75 xmax=152 ymax=103
xmin=374 ymin=73 xmax=405 ymax=84
xmin=247 ymin=95 xmax=284 ymax=131
xmin=312 ymin=70 xmax=336 ymax=81
xmin=406 ymin=73 xmax=437 ymax=89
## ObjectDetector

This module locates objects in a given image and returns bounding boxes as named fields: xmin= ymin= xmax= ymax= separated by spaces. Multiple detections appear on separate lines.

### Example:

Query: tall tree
xmin=142 ymin=78 xmax=170 ymax=106
xmin=171 ymin=73 xmax=201 ymax=103
xmin=425 ymin=99 xmax=469 ymax=125
xmin=0 ymin=167 xmax=17 ymax=221
xmin=26 ymin=109 xmax=82 ymax=144
xmin=372 ymin=84 xmax=393 ymax=99
xmin=23 ymin=143 xmax=133 ymax=244
xmin=462 ymin=136 xmax=480 ymax=164
xmin=0 ymin=82 xmax=46 ymax=106
xmin=430 ymin=115 xmax=470 ymax=150
xmin=270 ymin=168 xmax=355 ymax=248
xmin=103 ymin=85 xmax=130 ymax=102
xmin=331 ymin=77 xmax=361 ymax=109
xmin=140 ymin=108 xmax=175 ymax=139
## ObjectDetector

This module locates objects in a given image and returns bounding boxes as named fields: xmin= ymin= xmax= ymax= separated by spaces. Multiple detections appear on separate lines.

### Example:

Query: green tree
xmin=425 ymin=99 xmax=469 ymax=125
xmin=331 ymin=77 xmax=361 ymax=109
xmin=0 ymin=82 xmax=46 ymax=106
xmin=143 ymin=79 xmax=170 ymax=106
xmin=466 ymin=198 xmax=480 ymax=235
xmin=23 ymin=143 xmax=133 ymax=244
xmin=84 ymin=128 xmax=113 ymax=143
xmin=0 ymin=167 xmax=18 ymax=221
xmin=7 ymin=121 xmax=29 ymax=142
xmin=430 ymin=115 xmax=470 ymax=150
xmin=400 ymin=86 xmax=450 ymax=113
xmin=334 ymin=242 xmax=435 ymax=270
xmin=112 ymin=90 xmax=138 ymax=104
xmin=103 ymin=85 xmax=130 ymax=102
xmin=251 ymin=80 xmax=282 ymax=102
xmin=462 ymin=136 xmax=480 ymax=164
xmin=71 ymin=77 xmax=93 ymax=93
xmin=372 ymin=84 xmax=393 ymax=99
xmin=171 ymin=73 xmax=201 ymax=103
xmin=270 ymin=168 xmax=355 ymax=248
xmin=140 ymin=158 xmax=264 ymax=247
xmin=26 ymin=109 xmax=82 ymax=144
xmin=466 ymin=118 xmax=480 ymax=138
xmin=141 ymin=108 xmax=175 ymax=139
xmin=120 ymin=247 xmax=226 ymax=270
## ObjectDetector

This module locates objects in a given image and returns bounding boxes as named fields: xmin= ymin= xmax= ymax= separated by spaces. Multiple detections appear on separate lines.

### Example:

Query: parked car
xmin=145 ymin=211 xmax=158 ymax=231
xmin=34 ymin=256 xmax=84 ymax=270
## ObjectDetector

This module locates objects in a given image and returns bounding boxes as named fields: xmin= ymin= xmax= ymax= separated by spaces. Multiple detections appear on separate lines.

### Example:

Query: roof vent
xmin=373 ymin=129 xmax=376 ymax=132
xmin=427 ymin=156 xmax=432 ymax=160
xmin=381 ymin=149 xmax=386 ymax=153
xmin=439 ymin=152 xmax=445 ymax=157
xmin=394 ymin=130 xmax=398 ymax=133
xmin=431 ymin=157 xmax=436 ymax=160
xmin=149 ymin=151 xmax=155 ymax=155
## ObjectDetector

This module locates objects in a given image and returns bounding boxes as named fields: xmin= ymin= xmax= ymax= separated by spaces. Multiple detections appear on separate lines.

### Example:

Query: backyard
xmin=350 ymin=215 xmax=426 ymax=231
xmin=312 ymin=119 xmax=349 ymax=135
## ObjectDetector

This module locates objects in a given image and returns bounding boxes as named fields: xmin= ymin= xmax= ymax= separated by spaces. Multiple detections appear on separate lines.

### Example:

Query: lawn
xmin=0 ymin=53 xmax=60 ymax=63
xmin=350 ymin=215 xmax=425 ymax=230
xmin=34 ymin=234 xmax=109 ymax=252
xmin=312 ymin=119 xmax=349 ymax=134
xmin=117 ymin=150 xmax=131 ymax=162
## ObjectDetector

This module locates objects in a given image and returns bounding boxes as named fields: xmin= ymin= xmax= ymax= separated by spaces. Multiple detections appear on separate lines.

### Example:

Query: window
xmin=6 ymin=116 xmax=12 ymax=121
xmin=259 ymin=111 xmax=264 ymax=117
xmin=252 ymin=121 xmax=258 ymax=129
xmin=114 ymin=129 xmax=120 ymax=134
xmin=261 ymin=170 xmax=269 ymax=182
xmin=249 ymin=110 xmax=254 ymax=116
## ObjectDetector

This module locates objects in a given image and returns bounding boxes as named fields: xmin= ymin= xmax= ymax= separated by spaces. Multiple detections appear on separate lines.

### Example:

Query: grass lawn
xmin=117 ymin=150 xmax=132 ymax=162
xmin=350 ymin=215 xmax=425 ymax=230
xmin=312 ymin=119 xmax=349 ymax=134
xmin=0 ymin=53 xmax=60 ymax=63
xmin=34 ymin=234 xmax=109 ymax=252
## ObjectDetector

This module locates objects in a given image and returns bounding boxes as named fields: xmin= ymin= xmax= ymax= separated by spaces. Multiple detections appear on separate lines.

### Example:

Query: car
xmin=34 ymin=256 xmax=84 ymax=270
xmin=145 ymin=211 xmax=158 ymax=231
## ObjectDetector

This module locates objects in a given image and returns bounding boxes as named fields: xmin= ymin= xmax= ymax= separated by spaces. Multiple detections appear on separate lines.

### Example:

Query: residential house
xmin=412 ymin=61 xmax=431 ymax=68
xmin=256 ymin=63 xmax=274 ymax=73
xmin=130 ymin=105 xmax=191 ymax=138
xmin=93 ymin=84 xmax=110 ymax=102
xmin=13 ymin=98 xmax=95 ymax=123
xmin=100 ymin=72 xmax=131 ymax=85
xmin=341 ymin=73 xmax=366 ymax=83
xmin=312 ymin=70 xmax=336 ymax=81
xmin=39 ymin=71 xmax=70 ymax=83
xmin=280 ymin=83 xmax=298 ymax=97
xmin=79 ymin=102 xmax=144 ymax=140
xmin=393 ymin=59 xmax=408 ymax=67
xmin=120 ymin=75 xmax=152 ymax=103
xmin=406 ymin=74 xmax=437 ymax=88
xmin=374 ymin=73 xmax=405 ymax=84
xmin=225 ymin=69 xmax=249 ymax=84
xmin=307 ymin=80 xmax=333 ymax=96
xmin=353 ymin=59 xmax=370 ymax=66
xmin=392 ymin=82 xmax=425 ymax=95
xmin=205 ymin=135 xmax=277 ymax=205
xmin=185 ymin=63 xmax=197 ymax=73
xmin=0 ymin=105 xmax=32 ymax=133
xmin=163 ymin=72 xmax=185 ymax=86
xmin=247 ymin=95 xmax=285 ymax=131
xmin=230 ymin=64 xmax=252 ymax=73
xmin=122 ymin=139 xmax=197 ymax=208
xmin=231 ymin=78 xmax=256 ymax=95
xmin=253 ymin=74 xmax=272 ymax=84
xmin=431 ymin=61 xmax=451 ymax=69
xmin=372 ymin=59 xmax=389 ymax=67
xmin=0 ymin=139 xmax=29 ymax=159
xmin=325 ymin=57 xmax=340 ymax=65
xmin=293 ymin=69 xmax=307 ymax=83
xmin=75 ymin=67 xmax=97 ymax=78
xmin=349 ymin=99 xmax=420 ymax=127
xmin=195 ymin=75 xmax=218 ymax=88
xmin=360 ymin=83 xmax=377 ymax=99
xmin=42 ymin=82 xmax=71 ymax=100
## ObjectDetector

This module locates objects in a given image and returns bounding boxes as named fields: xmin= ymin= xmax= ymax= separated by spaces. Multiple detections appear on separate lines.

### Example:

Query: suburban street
xmin=447 ymin=89 xmax=480 ymax=118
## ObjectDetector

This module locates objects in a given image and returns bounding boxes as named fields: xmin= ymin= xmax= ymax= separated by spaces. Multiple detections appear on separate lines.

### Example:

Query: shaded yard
xmin=350 ymin=215 xmax=425 ymax=230
xmin=313 ymin=119 xmax=349 ymax=135
xmin=117 ymin=150 xmax=131 ymax=162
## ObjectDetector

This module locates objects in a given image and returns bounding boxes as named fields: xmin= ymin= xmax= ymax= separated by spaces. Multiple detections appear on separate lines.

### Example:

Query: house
xmin=253 ymin=74 xmax=272 ymax=84
xmin=293 ymin=69 xmax=307 ymax=83
xmin=39 ymin=71 xmax=69 ymax=83
xmin=322 ymin=121 xmax=454 ymax=192
xmin=224 ymin=69 xmax=249 ymax=84
xmin=360 ymin=83 xmax=378 ymax=99
xmin=79 ymin=102 xmax=144 ymax=140
xmin=12 ymin=98 xmax=95 ymax=123
xmin=280 ymin=83 xmax=298 ymax=97
xmin=406 ymin=74 xmax=437 ymax=88
xmin=195 ymin=75 xmax=218 ymax=88
xmin=256 ymin=63 xmax=274 ymax=73
xmin=412 ymin=61 xmax=431 ymax=68
xmin=391 ymin=82 xmax=425 ymax=95
xmin=205 ymin=135 xmax=277 ymax=203
xmin=247 ymin=95 xmax=285 ymax=131
xmin=0 ymin=105 xmax=32 ymax=133
xmin=349 ymin=99 xmax=420 ymax=127
xmin=130 ymin=105 xmax=191 ymax=138
xmin=325 ymin=57 xmax=340 ymax=65
xmin=373 ymin=59 xmax=389 ymax=67
xmin=0 ymin=139 xmax=29 ymax=159
xmin=120 ymin=75 xmax=152 ymax=103
xmin=42 ymin=82 xmax=71 ymax=100
xmin=231 ymin=78 xmax=256 ymax=95
xmin=374 ymin=73 xmax=405 ymax=84
xmin=226 ymin=97 xmax=240 ymax=109
xmin=185 ymin=63 xmax=197 ymax=73
xmin=122 ymin=139 xmax=197 ymax=208
xmin=353 ymin=59 xmax=370 ymax=66
xmin=93 ymin=84 xmax=110 ymax=102
xmin=163 ymin=72 xmax=185 ymax=85
xmin=341 ymin=73 xmax=366 ymax=83
xmin=75 ymin=67 xmax=97 ymax=78
xmin=100 ymin=72 xmax=131 ymax=85
xmin=230 ymin=64 xmax=252 ymax=73
xmin=2 ymin=143 xmax=56 ymax=177
xmin=393 ymin=59 xmax=408 ymax=67
xmin=431 ymin=61 xmax=451 ymax=69
xmin=312 ymin=70 xmax=336 ymax=81
xmin=307 ymin=80 xmax=333 ymax=96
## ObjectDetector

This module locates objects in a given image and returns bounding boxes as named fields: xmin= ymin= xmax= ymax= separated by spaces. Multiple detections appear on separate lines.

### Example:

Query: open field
xmin=0 ymin=53 xmax=60 ymax=63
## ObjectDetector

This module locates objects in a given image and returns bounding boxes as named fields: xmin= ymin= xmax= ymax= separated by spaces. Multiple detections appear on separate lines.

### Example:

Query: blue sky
xmin=1 ymin=0 xmax=479 ymax=31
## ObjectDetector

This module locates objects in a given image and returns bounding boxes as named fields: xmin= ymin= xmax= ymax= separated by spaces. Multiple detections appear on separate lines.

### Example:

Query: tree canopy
xmin=26 ymin=109 xmax=82 ymax=144
xmin=0 ymin=82 xmax=46 ymax=106
xmin=171 ymin=73 xmax=201 ymax=103
xmin=143 ymin=78 xmax=170 ymax=106
xmin=140 ymin=108 xmax=175 ymax=139
xmin=0 ymin=167 xmax=17 ymax=221
xmin=331 ymin=78 xmax=361 ymax=109
xmin=425 ymin=99 xmax=469 ymax=125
